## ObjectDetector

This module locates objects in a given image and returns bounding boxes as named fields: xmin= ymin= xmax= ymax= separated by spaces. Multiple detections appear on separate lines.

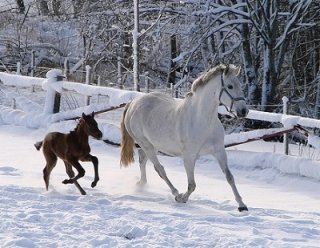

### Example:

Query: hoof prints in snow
xmin=1 ymin=186 xmax=320 ymax=247
xmin=0 ymin=166 xmax=20 ymax=176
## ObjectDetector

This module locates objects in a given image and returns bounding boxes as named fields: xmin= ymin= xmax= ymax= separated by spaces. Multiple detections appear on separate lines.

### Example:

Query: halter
xmin=218 ymin=70 xmax=246 ymax=115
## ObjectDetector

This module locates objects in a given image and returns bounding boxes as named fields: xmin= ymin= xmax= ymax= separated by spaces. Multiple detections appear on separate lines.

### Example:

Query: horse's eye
xmin=227 ymin=85 xmax=233 ymax=90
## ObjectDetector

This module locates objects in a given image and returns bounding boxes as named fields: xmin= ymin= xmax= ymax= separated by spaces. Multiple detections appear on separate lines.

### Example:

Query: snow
xmin=1 ymin=74 xmax=320 ymax=247
xmin=1 ymin=120 xmax=320 ymax=247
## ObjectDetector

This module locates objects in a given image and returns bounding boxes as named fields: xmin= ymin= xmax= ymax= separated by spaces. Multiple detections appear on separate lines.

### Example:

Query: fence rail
xmin=2 ymin=70 xmax=320 ymax=128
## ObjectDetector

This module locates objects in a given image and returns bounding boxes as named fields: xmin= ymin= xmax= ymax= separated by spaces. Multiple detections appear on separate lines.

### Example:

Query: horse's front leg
xmin=64 ymin=161 xmax=86 ymax=195
xmin=214 ymin=148 xmax=248 ymax=212
xmin=175 ymin=154 xmax=197 ymax=203
xmin=62 ymin=159 xmax=85 ymax=185
xmin=82 ymin=154 xmax=99 ymax=188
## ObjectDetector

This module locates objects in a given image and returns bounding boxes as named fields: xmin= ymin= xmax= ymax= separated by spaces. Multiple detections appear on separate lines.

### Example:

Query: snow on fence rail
xmin=2 ymin=70 xmax=320 ymax=130
xmin=0 ymin=70 xmax=142 ymax=128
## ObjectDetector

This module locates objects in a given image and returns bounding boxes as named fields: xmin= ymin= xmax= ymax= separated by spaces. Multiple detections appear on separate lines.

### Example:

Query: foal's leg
xmin=64 ymin=161 xmax=86 ymax=195
xmin=175 ymin=154 xmax=197 ymax=203
xmin=42 ymin=150 xmax=57 ymax=191
xmin=137 ymin=148 xmax=148 ymax=185
xmin=214 ymin=148 xmax=248 ymax=212
xmin=139 ymin=143 xmax=179 ymax=197
xmin=82 ymin=154 xmax=99 ymax=188
xmin=62 ymin=158 xmax=85 ymax=185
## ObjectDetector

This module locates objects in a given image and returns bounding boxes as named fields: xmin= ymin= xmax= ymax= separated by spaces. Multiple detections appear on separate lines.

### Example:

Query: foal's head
xmin=80 ymin=112 xmax=103 ymax=139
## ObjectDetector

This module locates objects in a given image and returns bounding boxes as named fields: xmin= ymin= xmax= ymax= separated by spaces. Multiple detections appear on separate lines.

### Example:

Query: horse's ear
xmin=91 ymin=112 xmax=95 ymax=117
xmin=82 ymin=112 xmax=86 ymax=118
xmin=235 ymin=66 xmax=241 ymax=76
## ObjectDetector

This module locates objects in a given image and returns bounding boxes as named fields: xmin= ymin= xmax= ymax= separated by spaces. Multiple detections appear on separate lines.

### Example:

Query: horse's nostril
xmin=237 ymin=108 xmax=248 ymax=117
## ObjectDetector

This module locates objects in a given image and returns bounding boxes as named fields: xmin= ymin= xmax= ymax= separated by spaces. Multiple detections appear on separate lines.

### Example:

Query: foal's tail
xmin=34 ymin=141 xmax=43 ymax=151
xmin=120 ymin=102 xmax=135 ymax=167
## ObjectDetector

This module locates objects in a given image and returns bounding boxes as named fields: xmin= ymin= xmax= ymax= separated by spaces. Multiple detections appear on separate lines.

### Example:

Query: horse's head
xmin=81 ymin=112 xmax=103 ymax=139
xmin=219 ymin=65 xmax=248 ymax=118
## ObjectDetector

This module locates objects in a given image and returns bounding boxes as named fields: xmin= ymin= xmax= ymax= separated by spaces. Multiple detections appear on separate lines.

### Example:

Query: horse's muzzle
xmin=236 ymin=107 xmax=249 ymax=118
xmin=94 ymin=130 xmax=103 ymax=140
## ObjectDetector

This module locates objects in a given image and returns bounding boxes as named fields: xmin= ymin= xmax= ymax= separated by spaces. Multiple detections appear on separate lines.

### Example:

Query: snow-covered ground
xmin=1 ymin=115 xmax=320 ymax=247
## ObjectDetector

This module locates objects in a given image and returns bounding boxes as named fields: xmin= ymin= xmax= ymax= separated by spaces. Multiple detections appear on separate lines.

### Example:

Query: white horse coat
xmin=120 ymin=64 xmax=249 ymax=211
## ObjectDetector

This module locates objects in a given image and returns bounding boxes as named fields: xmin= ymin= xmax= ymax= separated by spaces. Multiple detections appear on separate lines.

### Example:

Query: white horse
xmin=120 ymin=64 xmax=249 ymax=211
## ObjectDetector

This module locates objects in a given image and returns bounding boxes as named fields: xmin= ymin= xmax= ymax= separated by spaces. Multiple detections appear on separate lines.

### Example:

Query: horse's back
xmin=125 ymin=92 xmax=183 ymax=155
xmin=43 ymin=132 xmax=64 ymax=144
xmin=132 ymin=92 xmax=175 ymax=108
xmin=42 ymin=132 xmax=67 ymax=158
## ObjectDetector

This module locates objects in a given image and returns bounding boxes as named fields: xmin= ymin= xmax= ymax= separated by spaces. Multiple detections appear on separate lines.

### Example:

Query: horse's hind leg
xmin=214 ymin=149 xmax=248 ymax=212
xmin=139 ymin=143 xmax=179 ymax=197
xmin=137 ymin=148 xmax=148 ymax=185
xmin=64 ymin=162 xmax=86 ymax=195
xmin=42 ymin=150 xmax=57 ymax=191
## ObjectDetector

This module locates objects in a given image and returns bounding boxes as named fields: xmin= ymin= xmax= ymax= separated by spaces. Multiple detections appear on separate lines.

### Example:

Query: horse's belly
xmin=153 ymin=140 xmax=181 ymax=156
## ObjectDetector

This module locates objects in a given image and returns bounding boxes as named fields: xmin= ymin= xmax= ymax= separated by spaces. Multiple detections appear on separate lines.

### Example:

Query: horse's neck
xmin=75 ymin=122 xmax=89 ymax=144
xmin=190 ymin=76 xmax=221 ymax=118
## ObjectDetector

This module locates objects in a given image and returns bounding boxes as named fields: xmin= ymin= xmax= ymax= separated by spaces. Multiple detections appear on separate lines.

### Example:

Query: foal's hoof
xmin=62 ymin=179 xmax=73 ymax=184
xmin=238 ymin=206 xmax=248 ymax=212
xmin=91 ymin=181 xmax=97 ymax=188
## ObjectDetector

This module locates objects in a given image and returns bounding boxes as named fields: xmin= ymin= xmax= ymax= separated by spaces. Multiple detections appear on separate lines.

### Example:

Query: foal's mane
xmin=70 ymin=117 xmax=85 ymax=135
xmin=191 ymin=64 xmax=226 ymax=93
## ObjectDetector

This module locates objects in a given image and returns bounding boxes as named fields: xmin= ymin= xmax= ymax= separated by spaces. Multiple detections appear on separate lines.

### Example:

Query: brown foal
xmin=35 ymin=112 xmax=103 ymax=195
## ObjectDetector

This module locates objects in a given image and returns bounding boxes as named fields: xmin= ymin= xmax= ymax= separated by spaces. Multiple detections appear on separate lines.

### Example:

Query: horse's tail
xmin=120 ymin=102 xmax=135 ymax=167
xmin=34 ymin=141 xmax=43 ymax=151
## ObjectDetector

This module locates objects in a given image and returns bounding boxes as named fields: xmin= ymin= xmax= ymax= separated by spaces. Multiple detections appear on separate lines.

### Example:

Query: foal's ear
xmin=82 ymin=112 xmax=86 ymax=118
xmin=91 ymin=111 xmax=95 ymax=117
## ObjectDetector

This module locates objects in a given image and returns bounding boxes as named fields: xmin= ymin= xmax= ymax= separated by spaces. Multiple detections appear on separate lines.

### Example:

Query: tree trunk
xmin=240 ymin=22 xmax=258 ymax=106
xmin=167 ymin=34 xmax=177 ymax=88
xmin=38 ymin=0 xmax=49 ymax=16
xmin=16 ymin=0 xmax=25 ymax=14
xmin=261 ymin=42 xmax=276 ymax=112
xmin=133 ymin=0 xmax=140 ymax=91
xmin=52 ymin=0 xmax=61 ymax=16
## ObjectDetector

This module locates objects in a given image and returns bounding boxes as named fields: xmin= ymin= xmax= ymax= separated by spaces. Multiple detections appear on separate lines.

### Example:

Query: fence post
xmin=43 ymin=69 xmax=63 ymax=114
xmin=16 ymin=62 xmax=21 ymax=75
xmin=31 ymin=50 xmax=35 ymax=92
xmin=30 ymin=50 xmax=35 ymax=77
xmin=12 ymin=98 xmax=16 ymax=109
xmin=97 ymin=75 xmax=101 ymax=103
xmin=118 ymin=56 xmax=123 ymax=89
xmin=282 ymin=96 xmax=289 ymax=155
xmin=64 ymin=57 xmax=69 ymax=79
xmin=145 ymin=71 xmax=149 ymax=93
xmin=85 ymin=65 xmax=91 ymax=105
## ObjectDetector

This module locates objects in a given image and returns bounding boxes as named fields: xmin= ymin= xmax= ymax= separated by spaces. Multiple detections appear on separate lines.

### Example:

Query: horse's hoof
xmin=62 ymin=179 xmax=73 ymax=184
xmin=91 ymin=181 xmax=97 ymax=188
xmin=136 ymin=180 xmax=147 ymax=186
xmin=175 ymin=194 xmax=187 ymax=203
xmin=238 ymin=206 xmax=248 ymax=212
